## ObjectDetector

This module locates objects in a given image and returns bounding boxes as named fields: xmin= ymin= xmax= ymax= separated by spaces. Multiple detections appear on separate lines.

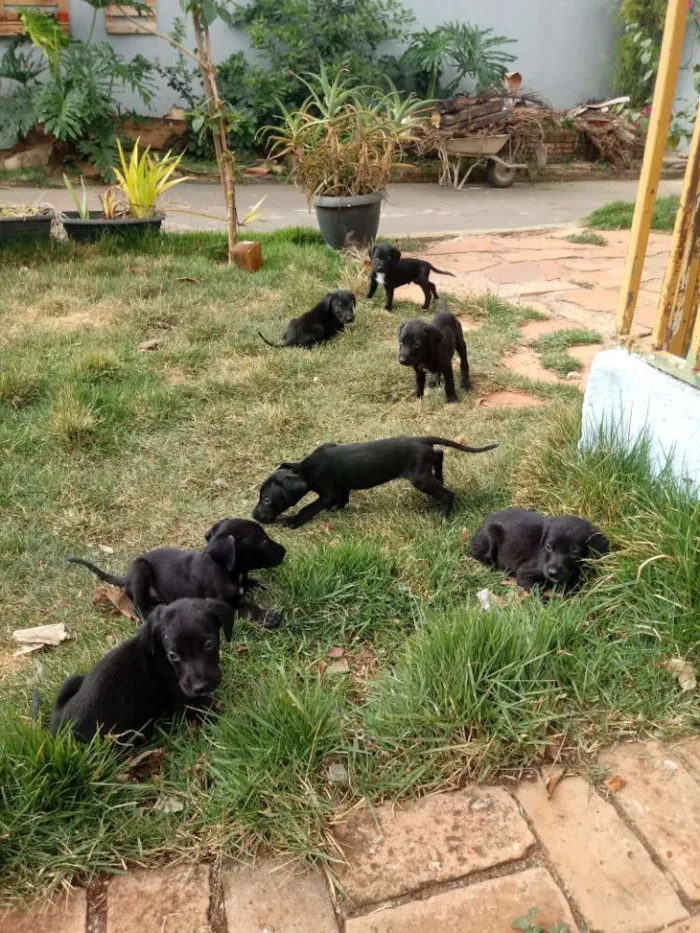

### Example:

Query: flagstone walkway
xmin=3 ymin=737 xmax=699 ymax=933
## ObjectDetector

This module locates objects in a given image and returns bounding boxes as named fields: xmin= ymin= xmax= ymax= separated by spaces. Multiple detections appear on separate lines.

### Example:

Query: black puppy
xmin=368 ymin=244 xmax=455 ymax=311
xmin=50 ymin=598 xmax=233 ymax=743
xmin=398 ymin=311 xmax=470 ymax=403
xmin=67 ymin=531 xmax=281 ymax=629
xmin=252 ymin=436 xmax=498 ymax=527
xmin=258 ymin=290 xmax=356 ymax=348
xmin=470 ymin=508 xmax=609 ymax=592
xmin=204 ymin=518 xmax=286 ymax=591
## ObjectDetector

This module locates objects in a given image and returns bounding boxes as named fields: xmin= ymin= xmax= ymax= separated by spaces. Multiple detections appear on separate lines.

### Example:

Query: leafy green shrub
xmin=611 ymin=0 xmax=666 ymax=108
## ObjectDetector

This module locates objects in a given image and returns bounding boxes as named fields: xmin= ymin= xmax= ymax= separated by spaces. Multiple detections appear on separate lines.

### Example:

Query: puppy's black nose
xmin=188 ymin=679 xmax=215 ymax=697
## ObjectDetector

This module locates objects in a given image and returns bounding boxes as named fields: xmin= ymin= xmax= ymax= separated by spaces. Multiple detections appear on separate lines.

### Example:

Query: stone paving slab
xmin=0 ymin=891 xmax=86 ymax=933
xmin=676 ymin=737 xmax=700 ymax=777
xmin=663 ymin=919 xmax=700 ymax=932
xmin=333 ymin=786 xmax=535 ymax=908
xmin=516 ymin=776 xmax=688 ymax=933
xmin=344 ymin=867 xmax=575 ymax=933
xmin=222 ymin=859 xmax=338 ymax=933
xmin=600 ymin=741 xmax=700 ymax=901
xmin=106 ymin=863 xmax=210 ymax=933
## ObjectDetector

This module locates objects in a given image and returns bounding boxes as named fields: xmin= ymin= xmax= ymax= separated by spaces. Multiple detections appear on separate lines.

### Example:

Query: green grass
xmin=583 ymin=195 xmax=679 ymax=231
xmin=0 ymin=230 xmax=698 ymax=904
xmin=564 ymin=231 xmax=607 ymax=246
xmin=530 ymin=328 xmax=602 ymax=377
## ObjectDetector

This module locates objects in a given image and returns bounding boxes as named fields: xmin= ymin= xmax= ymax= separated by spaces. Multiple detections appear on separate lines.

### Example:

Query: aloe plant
xmin=112 ymin=138 xmax=189 ymax=218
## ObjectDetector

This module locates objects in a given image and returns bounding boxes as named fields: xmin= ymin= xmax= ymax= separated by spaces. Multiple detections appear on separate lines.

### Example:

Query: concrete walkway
xmin=0 ymin=178 xmax=682 ymax=236
xmin=3 ymin=738 xmax=700 ymax=933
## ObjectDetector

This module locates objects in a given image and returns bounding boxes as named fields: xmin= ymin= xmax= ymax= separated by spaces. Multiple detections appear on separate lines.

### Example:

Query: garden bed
xmin=0 ymin=229 xmax=697 ymax=904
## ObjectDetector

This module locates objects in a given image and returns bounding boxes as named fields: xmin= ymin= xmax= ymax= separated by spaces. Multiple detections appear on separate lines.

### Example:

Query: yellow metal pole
xmin=616 ymin=0 xmax=687 ymax=336
xmin=652 ymin=97 xmax=700 ymax=350
xmin=689 ymin=297 xmax=700 ymax=370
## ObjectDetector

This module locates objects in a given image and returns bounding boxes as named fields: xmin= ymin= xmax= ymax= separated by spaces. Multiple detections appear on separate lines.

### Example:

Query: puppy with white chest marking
xmin=368 ymin=243 xmax=455 ymax=311
xmin=258 ymin=289 xmax=356 ymax=348
xmin=398 ymin=310 xmax=470 ymax=403
xmin=470 ymin=508 xmax=609 ymax=592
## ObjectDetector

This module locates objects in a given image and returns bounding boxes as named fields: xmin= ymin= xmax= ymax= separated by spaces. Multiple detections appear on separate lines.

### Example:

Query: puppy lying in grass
xmin=253 ymin=435 xmax=498 ymax=527
xmin=67 ymin=519 xmax=283 ymax=628
xmin=50 ymin=598 xmax=233 ymax=743
xmin=258 ymin=289 xmax=356 ymax=348
xmin=368 ymin=243 xmax=455 ymax=311
xmin=398 ymin=310 xmax=470 ymax=403
xmin=470 ymin=508 xmax=609 ymax=592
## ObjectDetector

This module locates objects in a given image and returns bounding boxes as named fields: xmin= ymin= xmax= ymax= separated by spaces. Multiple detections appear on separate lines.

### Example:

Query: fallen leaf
xmin=328 ymin=539 xmax=341 ymax=548
xmin=663 ymin=658 xmax=697 ymax=692
xmin=175 ymin=276 xmax=202 ymax=284
xmin=213 ymin=477 xmax=228 ymax=489
xmin=93 ymin=584 xmax=140 ymax=624
xmin=605 ymin=774 xmax=626 ymax=793
xmin=244 ymin=165 xmax=270 ymax=176
xmin=315 ymin=660 xmax=328 ymax=676
xmin=12 ymin=623 xmax=68 ymax=655
xmin=129 ymin=266 xmax=147 ymax=276
xmin=327 ymin=646 xmax=344 ymax=659
xmin=461 ymin=527 xmax=469 ymax=544
xmin=98 ymin=544 xmax=114 ymax=554
xmin=139 ymin=338 xmax=164 ymax=353
xmin=544 ymin=765 xmax=567 ymax=798
xmin=152 ymin=794 xmax=184 ymax=813
xmin=117 ymin=747 xmax=165 ymax=783
xmin=327 ymin=659 xmax=350 ymax=675
xmin=235 ymin=644 xmax=249 ymax=654
xmin=454 ymin=435 xmax=470 ymax=446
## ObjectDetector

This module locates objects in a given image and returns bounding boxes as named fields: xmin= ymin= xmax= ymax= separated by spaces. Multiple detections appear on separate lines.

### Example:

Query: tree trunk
xmin=191 ymin=11 xmax=237 ymax=262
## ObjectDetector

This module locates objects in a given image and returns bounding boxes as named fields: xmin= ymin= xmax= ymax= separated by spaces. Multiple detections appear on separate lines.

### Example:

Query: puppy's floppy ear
xmin=586 ymin=528 xmax=609 ymax=556
xmin=205 ymin=534 xmax=237 ymax=574
xmin=321 ymin=293 xmax=333 ymax=313
xmin=278 ymin=460 xmax=298 ymax=470
xmin=390 ymin=246 xmax=402 ymax=263
xmin=206 ymin=598 xmax=234 ymax=642
xmin=283 ymin=471 xmax=309 ymax=501
xmin=142 ymin=605 xmax=165 ymax=654
xmin=427 ymin=325 xmax=443 ymax=350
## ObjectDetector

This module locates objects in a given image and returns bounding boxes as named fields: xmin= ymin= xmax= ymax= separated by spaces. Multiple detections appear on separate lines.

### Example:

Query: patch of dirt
xmin=568 ymin=344 xmax=603 ymax=388
xmin=479 ymin=390 xmax=548 ymax=409
xmin=500 ymin=347 xmax=562 ymax=385
xmin=10 ymin=301 xmax=115 ymax=334
xmin=457 ymin=314 xmax=480 ymax=332
xmin=519 ymin=318 xmax=581 ymax=341
xmin=0 ymin=646 xmax=28 ymax=682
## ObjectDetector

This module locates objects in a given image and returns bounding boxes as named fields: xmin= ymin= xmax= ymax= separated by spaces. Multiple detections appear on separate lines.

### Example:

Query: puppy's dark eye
xmin=204 ymin=639 xmax=216 ymax=652
xmin=167 ymin=649 xmax=181 ymax=664
xmin=544 ymin=543 xmax=553 ymax=553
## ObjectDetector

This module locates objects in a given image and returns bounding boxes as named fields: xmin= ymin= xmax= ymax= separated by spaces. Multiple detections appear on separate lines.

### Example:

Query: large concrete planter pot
xmin=0 ymin=214 xmax=52 ymax=244
xmin=314 ymin=191 xmax=384 ymax=249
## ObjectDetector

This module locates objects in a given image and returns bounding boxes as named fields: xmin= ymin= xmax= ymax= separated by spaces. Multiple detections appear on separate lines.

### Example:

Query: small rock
xmin=327 ymin=646 xmax=344 ymax=659
xmin=327 ymin=762 xmax=348 ymax=784
xmin=98 ymin=544 xmax=114 ymax=554
xmin=139 ymin=338 xmax=164 ymax=352
xmin=213 ymin=477 xmax=228 ymax=488
xmin=605 ymin=774 xmax=626 ymax=793
xmin=327 ymin=659 xmax=350 ymax=675
xmin=565 ymin=371 xmax=579 ymax=380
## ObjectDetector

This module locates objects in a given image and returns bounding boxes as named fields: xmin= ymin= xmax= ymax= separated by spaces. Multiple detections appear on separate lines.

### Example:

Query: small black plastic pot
xmin=0 ymin=214 xmax=53 ymax=244
xmin=313 ymin=191 xmax=384 ymax=250
xmin=61 ymin=211 xmax=164 ymax=243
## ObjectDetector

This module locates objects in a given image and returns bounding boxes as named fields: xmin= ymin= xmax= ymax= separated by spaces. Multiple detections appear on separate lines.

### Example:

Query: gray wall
xmin=1 ymin=0 xmax=622 ymax=120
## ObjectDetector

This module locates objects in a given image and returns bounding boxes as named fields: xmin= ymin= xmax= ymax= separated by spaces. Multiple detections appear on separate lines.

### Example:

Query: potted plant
xmin=61 ymin=139 xmax=190 ymax=243
xmin=266 ymin=66 xmax=425 ymax=249
xmin=0 ymin=204 xmax=53 ymax=243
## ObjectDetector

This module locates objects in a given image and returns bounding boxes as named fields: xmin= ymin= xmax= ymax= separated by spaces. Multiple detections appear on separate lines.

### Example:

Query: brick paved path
xmin=3 ymin=738 xmax=700 ymax=933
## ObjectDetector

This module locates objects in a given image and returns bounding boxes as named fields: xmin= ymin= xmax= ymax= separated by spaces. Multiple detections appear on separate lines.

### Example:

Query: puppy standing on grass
xmin=470 ymin=508 xmax=609 ymax=592
xmin=368 ymin=244 xmax=455 ymax=311
xmin=67 ymin=522 xmax=283 ymax=628
xmin=49 ymin=598 xmax=234 ymax=743
xmin=252 ymin=435 xmax=498 ymax=528
xmin=398 ymin=310 xmax=470 ymax=403
xmin=258 ymin=289 xmax=356 ymax=348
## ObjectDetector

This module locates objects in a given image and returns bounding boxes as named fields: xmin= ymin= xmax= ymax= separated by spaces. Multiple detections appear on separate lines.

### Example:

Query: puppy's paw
xmin=445 ymin=395 xmax=459 ymax=404
xmin=281 ymin=516 xmax=301 ymax=529
xmin=262 ymin=609 xmax=284 ymax=630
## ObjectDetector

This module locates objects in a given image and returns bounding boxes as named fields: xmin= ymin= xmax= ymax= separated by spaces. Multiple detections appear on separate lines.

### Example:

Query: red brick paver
xmin=600 ymin=741 xmax=700 ymax=901
xmin=222 ymin=859 xmax=338 ymax=933
xmin=0 ymin=891 xmax=85 ymax=933
xmin=333 ymin=786 xmax=534 ymax=907
xmin=106 ymin=864 xmax=210 ymax=933
xmin=344 ymin=867 xmax=574 ymax=933
xmin=516 ymin=775 xmax=688 ymax=933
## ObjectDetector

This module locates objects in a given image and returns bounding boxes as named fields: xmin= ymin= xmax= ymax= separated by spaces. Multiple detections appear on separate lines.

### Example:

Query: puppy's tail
xmin=426 ymin=263 xmax=456 ymax=278
xmin=258 ymin=330 xmax=286 ymax=349
xmin=422 ymin=437 xmax=499 ymax=454
xmin=66 ymin=556 xmax=125 ymax=587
